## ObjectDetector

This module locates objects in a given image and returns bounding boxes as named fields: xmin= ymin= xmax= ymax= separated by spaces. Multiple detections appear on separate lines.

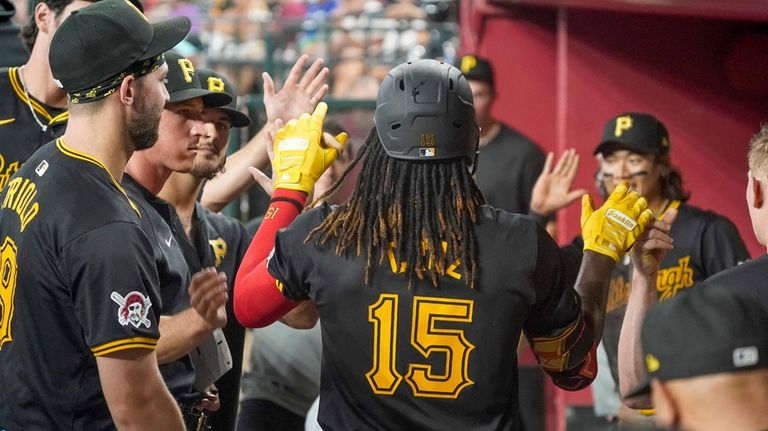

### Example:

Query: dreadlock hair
xmin=307 ymin=127 xmax=486 ymax=290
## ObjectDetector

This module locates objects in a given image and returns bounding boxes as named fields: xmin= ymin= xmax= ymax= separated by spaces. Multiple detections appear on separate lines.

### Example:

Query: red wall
xmin=467 ymin=6 xmax=767 ymax=257
xmin=464 ymin=4 xmax=768 ymax=430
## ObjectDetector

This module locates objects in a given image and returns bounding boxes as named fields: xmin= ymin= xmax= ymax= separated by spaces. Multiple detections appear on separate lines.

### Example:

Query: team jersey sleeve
xmin=59 ymin=222 xmax=162 ymax=357
xmin=524 ymin=226 xmax=596 ymax=391
xmin=266 ymin=205 xmax=326 ymax=302
xmin=701 ymin=214 xmax=750 ymax=276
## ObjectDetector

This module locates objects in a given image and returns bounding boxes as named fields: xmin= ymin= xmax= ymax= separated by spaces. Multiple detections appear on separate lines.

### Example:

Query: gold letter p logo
xmin=614 ymin=115 xmax=633 ymax=137
xmin=178 ymin=59 xmax=195 ymax=84
xmin=207 ymin=77 xmax=225 ymax=93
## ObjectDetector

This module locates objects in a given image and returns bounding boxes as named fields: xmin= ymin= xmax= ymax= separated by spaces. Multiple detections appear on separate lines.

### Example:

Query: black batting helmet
xmin=374 ymin=59 xmax=479 ymax=165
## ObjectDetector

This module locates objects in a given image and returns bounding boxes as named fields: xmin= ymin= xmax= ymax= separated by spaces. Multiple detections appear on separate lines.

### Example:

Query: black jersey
xmin=596 ymin=201 xmax=749 ymax=384
xmin=173 ymin=203 xmax=249 ymax=431
xmin=474 ymin=124 xmax=545 ymax=215
xmin=268 ymin=203 xmax=585 ymax=431
xmin=123 ymin=174 xmax=197 ymax=401
xmin=0 ymin=67 xmax=68 ymax=188
xmin=0 ymin=139 xmax=161 ymax=430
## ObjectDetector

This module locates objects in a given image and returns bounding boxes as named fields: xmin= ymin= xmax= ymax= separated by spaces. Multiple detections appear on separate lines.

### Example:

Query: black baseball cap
xmin=626 ymin=285 xmax=768 ymax=398
xmin=196 ymin=68 xmax=251 ymax=128
xmin=594 ymin=113 xmax=670 ymax=156
xmin=163 ymin=53 xmax=231 ymax=107
xmin=49 ymin=0 xmax=190 ymax=95
xmin=457 ymin=54 xmax=494 ymax=88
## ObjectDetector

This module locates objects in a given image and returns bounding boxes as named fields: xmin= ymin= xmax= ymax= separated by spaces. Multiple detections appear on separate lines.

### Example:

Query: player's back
xmin=270 ymin=204 xmax=579 ymax=431
xmin=0 ymin=139 xmax=157 ymax=429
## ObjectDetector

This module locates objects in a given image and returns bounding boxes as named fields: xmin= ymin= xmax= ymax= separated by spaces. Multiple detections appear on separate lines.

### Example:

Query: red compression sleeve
xmin=234 ymin=189 xmax=307 ymax=328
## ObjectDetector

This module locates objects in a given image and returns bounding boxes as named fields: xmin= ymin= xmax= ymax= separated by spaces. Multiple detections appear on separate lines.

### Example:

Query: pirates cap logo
xmin=111 ymin=291 xmax=152 ymax=328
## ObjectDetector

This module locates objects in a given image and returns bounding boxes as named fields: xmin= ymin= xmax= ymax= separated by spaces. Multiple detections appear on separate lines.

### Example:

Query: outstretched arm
xmin=201 ymin=55 xmax=330 ymax=212
xmin=234 ymin=103 xmax=347 ymax=328
xmin=530 ymin=181 xmax=655 ymax=391
xmin=619 ymin=210 xmax=677 ymax=409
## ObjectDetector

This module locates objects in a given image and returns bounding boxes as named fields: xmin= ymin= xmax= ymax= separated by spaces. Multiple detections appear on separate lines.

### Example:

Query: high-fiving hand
xmin=271 ymin=102 xmax=348 ymax=194
xmin=581 ymin=181 xmax=654 ymax=262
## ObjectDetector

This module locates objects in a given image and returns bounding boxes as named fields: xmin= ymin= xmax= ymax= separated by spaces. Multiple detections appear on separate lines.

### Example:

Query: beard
xmin=190 ymin=155 xmax=226 ymax=180
xmin=127 ymin=93 xmax=163 ymax=151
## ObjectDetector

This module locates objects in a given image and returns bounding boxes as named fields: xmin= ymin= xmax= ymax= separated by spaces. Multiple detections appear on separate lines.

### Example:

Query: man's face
xmin=153 ymin=98 xmax=206 ymax=173
xmin=127 ymin=64 xmax=170 ymax=151
xmin=191 ymin=108 xmax=231 ymax=179
xmin=467 ymin=79 xmax=494 ymax=127
xmin=598 ymin=149 xmax=662 ymax=200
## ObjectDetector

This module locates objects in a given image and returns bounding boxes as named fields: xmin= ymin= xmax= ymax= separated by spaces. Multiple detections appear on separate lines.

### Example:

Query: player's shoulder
xmin=702 ymin=255 xmax=768 ymax=288
xmin=496 ymin=123 xmax=544 ymax=153
xmin=476 ymin=204 xmax=541 ymax=235
xmin=198 ymin=203 xmax=246 ymax=237
xmin=676 ymin=202 xmax=731 ymax=224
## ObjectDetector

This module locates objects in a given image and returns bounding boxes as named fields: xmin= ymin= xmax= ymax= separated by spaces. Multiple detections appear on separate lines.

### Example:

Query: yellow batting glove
xmin=581 ymin=181 xmax=654 ymax=262
xmin=272 ymin=102 xmax=347 ymax=194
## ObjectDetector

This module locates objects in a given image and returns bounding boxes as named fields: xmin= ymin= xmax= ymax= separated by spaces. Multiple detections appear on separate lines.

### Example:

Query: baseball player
xmin=159 ymin=67 xmax=252 ymax=431
xmin=618 ymin=123 xmax=768 ymax=426
xmin=0 ymin=0 xmax=145 ymax=188
xmin=233 ymin=59 xmax=659 ymax=430
xmin=531 ymin=112 xmax=749 ymax=424
xmin=122 ymin=52 xmax=231 ymax=429
xmin=596 ymin=113 xmax=748 ymax=423
xmin=200 ymin=54 xmax=330 ymax=212
xmin=0 ymin=1 xmax=188 ymax=429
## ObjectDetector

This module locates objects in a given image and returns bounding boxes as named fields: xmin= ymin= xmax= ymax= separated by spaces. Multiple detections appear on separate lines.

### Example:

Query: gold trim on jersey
xmin=8 ymin=67 xmax=69 ymax=126
xmin=55 ymin=138 xmax=141 ymax=217
xmin=91 ymin=336 xmax=158 ymax=356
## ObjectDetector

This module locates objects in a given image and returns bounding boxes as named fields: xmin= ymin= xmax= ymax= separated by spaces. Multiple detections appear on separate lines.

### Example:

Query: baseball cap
xmin=163 ymin=53 xmax=231 ymax=108
xmin=594 ymin=113 xmax=670 ymax=156
xmin=626 ymin=285 xmax=768 ymax=398
xmin=196 ymin=68 xmax=251 ymax=128
xmin=49 ymin=0 xmax=190 ymax=96
xmin=457 ymin=54 xmax=494 ymax=88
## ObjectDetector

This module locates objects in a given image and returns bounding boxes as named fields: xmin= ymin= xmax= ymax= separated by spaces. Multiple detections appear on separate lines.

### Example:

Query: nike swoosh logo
xmin=165 ymin=235 xmax=173 ymax=247
xmin=0 ymin=118 xmax=15 ymax=126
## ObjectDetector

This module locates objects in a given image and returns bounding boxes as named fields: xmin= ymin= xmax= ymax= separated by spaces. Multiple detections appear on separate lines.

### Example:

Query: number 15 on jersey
xmin=366 ymin=293 xmax=475 ymax=399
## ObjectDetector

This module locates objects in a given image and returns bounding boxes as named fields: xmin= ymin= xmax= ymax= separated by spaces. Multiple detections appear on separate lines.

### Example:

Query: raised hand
xmin=263 ymin=55 xmax=330 ymax=124
xmin=631 ymin=209 xmax=677 ymax=277
xmin=188 ymin=267 xmax=228 ymax=330
xmin=530 ymin=149 xmax=587 ymax=216
xmin=272 ymin=102 xmax=348 ymax=194
xmin=581 ymin=181 xmax=655 ymax=262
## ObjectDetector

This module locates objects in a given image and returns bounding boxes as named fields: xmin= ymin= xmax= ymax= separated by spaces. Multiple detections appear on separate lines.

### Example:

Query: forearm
xmin=156 ymin=309 xmax=214 ymax=364
xmin=98 ymin=350 xmax=185 ymax=431
xmin=234 ymin=189 xmax=307 ymax=327
xmin=201 ymin=127 xmax=270 ymax=212
xmin=574 ymin=251 xmax=616 ymax=342
xmin=618 ymin=271 xmax=658 ymax=409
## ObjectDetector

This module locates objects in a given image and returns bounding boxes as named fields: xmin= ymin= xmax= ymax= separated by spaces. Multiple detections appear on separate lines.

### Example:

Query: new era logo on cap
xmin=734 ymin=346 xmax=759 ymax=368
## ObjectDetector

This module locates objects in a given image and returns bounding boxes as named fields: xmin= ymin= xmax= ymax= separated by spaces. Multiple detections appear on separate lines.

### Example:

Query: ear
xmin=119 ymin=75 xmax=137 ymax=106
xmin=650 ymin=380 xmax=679 ymax=429
xmin=34 ymin=3 xmax=54 ymax=35
xmin=750 ymin=174 xmax=764 ymax=209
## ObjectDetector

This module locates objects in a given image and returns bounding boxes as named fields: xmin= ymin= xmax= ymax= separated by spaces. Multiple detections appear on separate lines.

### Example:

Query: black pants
xmin=236 ymin=399 xmax=305 ymax=431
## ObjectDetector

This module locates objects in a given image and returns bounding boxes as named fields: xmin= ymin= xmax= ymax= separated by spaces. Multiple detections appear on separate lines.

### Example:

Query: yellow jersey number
xmin=366 ymin=293 xmax=475 ymax=399
xmin=0 ymin=236 xmax=19 ymax=349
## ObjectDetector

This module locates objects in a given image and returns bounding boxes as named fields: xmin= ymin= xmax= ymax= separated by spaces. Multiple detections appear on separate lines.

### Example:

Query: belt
xmin=179 ymin=402 xmax=211 ymax=431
